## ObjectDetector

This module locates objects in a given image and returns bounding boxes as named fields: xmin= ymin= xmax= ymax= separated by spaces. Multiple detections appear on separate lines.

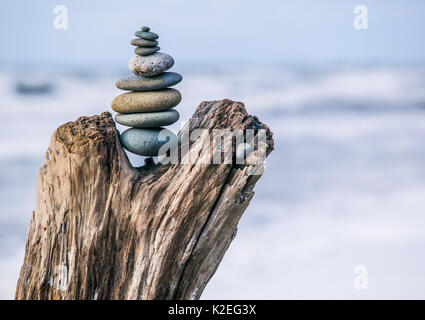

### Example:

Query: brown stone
xmin=111 ymin=89 xmax=181 ymax=113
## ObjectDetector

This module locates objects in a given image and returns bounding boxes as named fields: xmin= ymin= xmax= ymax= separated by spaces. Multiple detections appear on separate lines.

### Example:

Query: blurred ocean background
xmin=1 ymin=0 xmax=425 ymax=299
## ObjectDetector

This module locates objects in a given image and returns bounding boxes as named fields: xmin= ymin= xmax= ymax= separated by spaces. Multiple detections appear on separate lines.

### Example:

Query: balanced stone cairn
xmin=111 ymin=26 xmax=181 ymax=159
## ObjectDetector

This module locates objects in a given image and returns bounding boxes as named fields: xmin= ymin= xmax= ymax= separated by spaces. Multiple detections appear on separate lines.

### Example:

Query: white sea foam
xmin=1 ymin=64 xmax=425 ymax=299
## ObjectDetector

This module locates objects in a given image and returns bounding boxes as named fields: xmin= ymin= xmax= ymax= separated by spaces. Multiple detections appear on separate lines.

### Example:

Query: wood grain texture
xmin=15 ymin=99 xmax=274 ymax=300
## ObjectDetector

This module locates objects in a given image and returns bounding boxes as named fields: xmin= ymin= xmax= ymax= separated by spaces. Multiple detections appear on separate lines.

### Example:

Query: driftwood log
xmin=15 ymin=99 xmax=274 ymax=300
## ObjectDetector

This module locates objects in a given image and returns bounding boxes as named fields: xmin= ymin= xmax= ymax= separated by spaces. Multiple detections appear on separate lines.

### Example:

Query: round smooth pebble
xmin=141 ymin=26 xmax=150 ymax=32
xmin=115 ymin=110 xmax=180 ymax=128
xmin=120 ymin=127 xmax=178 ymax=157
xmin=111 ymin=89 xmax=181 ymax=113
xmin=135 ymin=46 xmax=160 ymax=56
xmin=135 ymin=30 xmax=159 ymax=40
xmin=130 ymin=38 xmax=158 ymax=47
xmin=129 ymin=53 xmax=174 ymax=76
xmin=116 ymin=72 xmax=182 ymax=92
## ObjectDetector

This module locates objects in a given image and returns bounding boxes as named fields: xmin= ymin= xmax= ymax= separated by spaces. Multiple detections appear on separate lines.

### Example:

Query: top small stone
xmin=135 ymin=30 xmax=159 ymax=40
xmin=141 ymin=26 xmax=150 ymax=32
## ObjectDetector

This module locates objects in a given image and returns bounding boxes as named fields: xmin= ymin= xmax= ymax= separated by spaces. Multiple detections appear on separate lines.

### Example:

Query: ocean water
xmin=1 ymin=63 xmax=425 ymax=299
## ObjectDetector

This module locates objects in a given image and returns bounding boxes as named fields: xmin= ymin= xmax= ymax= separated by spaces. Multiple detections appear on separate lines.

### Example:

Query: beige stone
xmin=111 ymin=88 xmax=181 ymax=113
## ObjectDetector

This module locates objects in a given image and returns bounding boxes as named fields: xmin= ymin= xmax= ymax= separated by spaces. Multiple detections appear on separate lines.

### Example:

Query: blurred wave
xmin=1 ymin=63 xmax=425 ymax=299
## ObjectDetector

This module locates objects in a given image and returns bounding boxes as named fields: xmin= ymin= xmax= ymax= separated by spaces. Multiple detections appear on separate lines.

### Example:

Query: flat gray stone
xmin=120 ymin=127 xmax=178 ymax=156
xmin=129 ymin=53 xmax=174 ymax=76
xmin=111 ymin=88 xmax=181 ymax=113
xmin=135 ymin=46 xmax=160 ymax=56
xmin=115 ymin=110 xmax=180 ymax=128
xmin=135 ymin=30 xmax=159 ymax=40
xmin=115 ymin=72 xmax=182 ymax=91
xmin=130 ymin=38 xmax=158 ymax=47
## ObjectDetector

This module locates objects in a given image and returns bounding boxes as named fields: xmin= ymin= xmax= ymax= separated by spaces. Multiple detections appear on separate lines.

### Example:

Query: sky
xmin=1 ymin=0 xmax=425 ymax=66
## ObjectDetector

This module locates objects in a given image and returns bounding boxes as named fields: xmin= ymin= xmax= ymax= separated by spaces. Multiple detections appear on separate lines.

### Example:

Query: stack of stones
xmin=111 ymin=26 xmax=181 ymax=158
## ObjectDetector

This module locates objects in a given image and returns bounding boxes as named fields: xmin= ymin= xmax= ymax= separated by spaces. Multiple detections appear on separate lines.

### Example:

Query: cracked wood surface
xmin=15 ymin=99 xmax=274 ymax=300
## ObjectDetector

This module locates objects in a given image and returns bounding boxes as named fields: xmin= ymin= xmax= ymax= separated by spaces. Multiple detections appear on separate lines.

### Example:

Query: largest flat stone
xmin=111 ymin=89 xmax=181 ymax=113
xmin=120 ymin=127 xmax=178 ymax=156
xmin=129 ymin=53 xmax=174 ymax=76
xmin=115 ymin=72 xmax=182 ymax=92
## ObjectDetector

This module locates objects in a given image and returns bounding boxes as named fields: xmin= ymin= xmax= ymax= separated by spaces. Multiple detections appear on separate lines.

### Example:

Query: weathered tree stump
xmin=15 ymin=99 xmax=274 ymax=300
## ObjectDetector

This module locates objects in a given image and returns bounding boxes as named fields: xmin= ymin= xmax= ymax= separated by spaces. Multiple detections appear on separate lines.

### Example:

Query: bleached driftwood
xmin=15 ymin=99 xmax=274 ymax=300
